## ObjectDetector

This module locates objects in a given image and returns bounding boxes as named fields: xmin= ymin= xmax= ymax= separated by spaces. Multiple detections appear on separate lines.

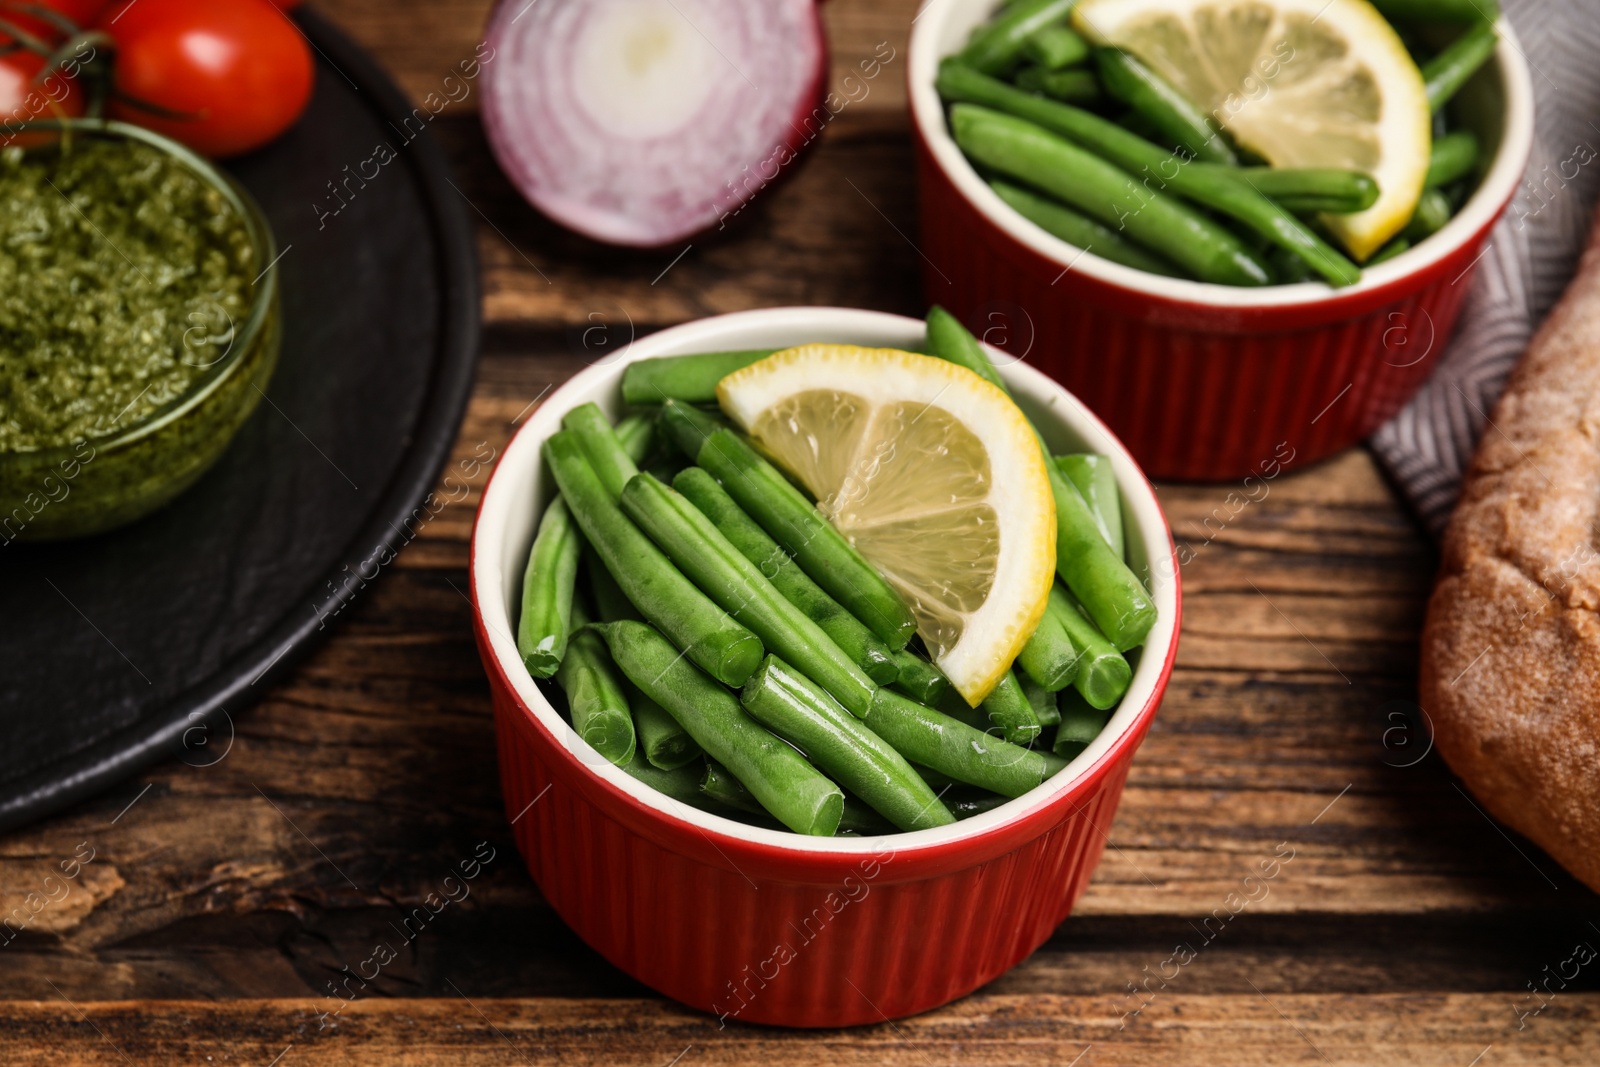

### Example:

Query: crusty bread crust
xmin=1421 ymin=212 xmax=1600 ymax=894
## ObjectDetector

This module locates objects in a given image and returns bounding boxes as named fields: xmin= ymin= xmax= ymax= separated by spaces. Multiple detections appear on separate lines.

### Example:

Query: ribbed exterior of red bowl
xmin=913 ymin=129 xmax=1506 ymax=482
xmin=479 ymin=617 xmax=1159 ymax=1028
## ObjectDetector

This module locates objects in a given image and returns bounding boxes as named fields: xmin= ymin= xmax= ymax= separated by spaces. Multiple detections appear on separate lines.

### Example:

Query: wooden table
xmin=10 ymin=2 xmax=1597 ymax=1062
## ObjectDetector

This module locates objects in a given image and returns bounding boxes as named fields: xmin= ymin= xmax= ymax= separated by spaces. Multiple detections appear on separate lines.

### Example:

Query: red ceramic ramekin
xmin=909 ymin=0 xmax=1535 ymax=481
xmin=470 ymin=308 xmax=1181 ymax=1027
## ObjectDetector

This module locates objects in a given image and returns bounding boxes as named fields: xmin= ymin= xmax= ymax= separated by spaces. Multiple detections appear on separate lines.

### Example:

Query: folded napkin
xmin=1372 ymin=0 xmax=1600 ymax=536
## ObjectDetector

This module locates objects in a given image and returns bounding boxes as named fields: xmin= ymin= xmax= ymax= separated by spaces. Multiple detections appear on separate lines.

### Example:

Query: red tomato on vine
xmin=97 ymin=0 xmax=314 ymax=158
xmin=0 ymin=0 xmax=108 ymax=46
xmin=0 ymin=48 xmax=84 ymax=143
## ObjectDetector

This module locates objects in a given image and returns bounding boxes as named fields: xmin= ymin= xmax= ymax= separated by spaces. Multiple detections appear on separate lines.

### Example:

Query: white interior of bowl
xmin=472 ymin=307 xmax=1180 ymax=855
xmin=908 ymin=0 xmax=1535 ymax=307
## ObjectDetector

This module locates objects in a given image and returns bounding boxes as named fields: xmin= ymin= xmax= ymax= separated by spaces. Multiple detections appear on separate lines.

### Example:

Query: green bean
xmin=619 ymin=472 xmax=878 ymax=717
xmin=990 ymin=180 xmax=1180 ymax=276
xmin=624 ymin=412 xmax=675 ymax=483
xmin=890 ymin=648 xmax=952 ymax=707
xmin=1403 ymin=188 xmax=1453 ymax=242
xmin=912 ymin=763 xmax=957 ymax=791
xmin=1368 ymin=236 xmax=1411 ymax=264
xmin=937 ymin=67 xmax=1357 ymax=286
xmin=1117 ymin=108 xmax=1167 ymax=146
xmin=934 ymin=690 xmax=993 ymax=731
xmin=1020 ymin=673 xmax=1060 ymax=727
xmin=1021 ymin=23 xmax=1089 ymax=70
xmin=1053 ymin=687 xmax=1111 ymax=761
xmin=948 ymin=104 xmax=1270 ymax=286
xmin=1017 ymin=601 xmax=1081 ymax=691
xmin=516 ymin=496 xmax=581 ymax=678
xmin=622 ymin=752 xmax=724 ymax=813
xmin=1422 ymin=21 xmax=1498 ymax=112
xmin=924 ymin=307 xmax=1157 ymax=650
xmin=642 ymin=452 xmax=686 ymax=484
xmin=1266 ymin=245 xmax=1314 ymax=285
xmin=592 ymin=620 xmax=842 ymax=835
xmin=620 ymin=350 xmax=777 ymax=405
xmin=581 ymin=565 xmax=638 ymax=624
xmin=1272 ymin=197 xmax=1373 ymax=216
xmin=1045 ymin=445 xmax=1157 ymax=651
xmin=672 ymin=467 xmax=899 ymax=685
xmin=629 ymin=680 xmax=702 ymax=770
xmin=1372 ymin=0 xmax=1497 ymax=25
xmin=660 ymin=400 xmax=917 ymax=650
xmin=700 ymin=760 xmax=770 ymax=816
xmin=924 ymin=305 xmax=1007 ymax=393
xmin=1050 ymin=586 xmax=1132 ymax=710
xmin=563 ymin=402 xmax=639 ymax=498
xmin=1056 ymin=454 xmax=1124 ymax=559
xmin=703 ymin=762 xmax=891 ymax=835
xmin=545 ymin=431 xmax=763 ymax=686
xmin=655 ymin=401 xmax=727 ymax=463
xmin=1095 ymin=49 xmax=1236 ymax=165
xmin=959 ymin=0 xmax=1077 ymax=74
xmin=553 ymin=606 xmax=636 ymax=766
xmin=615 ymin=413 xmax=655 ymax=462
xmin=1015 ymin=65 xmax=1100 ymax=103
xmin=1426 ymin=131 xmax=1479 ymax=189
xmin=838 ymin=798 xmax=897 ymax=835
xmin=982 ymin=670 xmax=1043 ymax=744
xmin=864 ymin=688 xmax=1064 ymax=798
xmin=697 ymin=762 xmax=786 ymax=829
xmin=946 ymin=790 xmax=1012 ymax=820
xmin=742 ymin=656 xmax=954 ymax=831
xmin=1209 ymin=167 xmax=1380 ymax=214
xmin=584 ymin=545 xmax=639 ymax=622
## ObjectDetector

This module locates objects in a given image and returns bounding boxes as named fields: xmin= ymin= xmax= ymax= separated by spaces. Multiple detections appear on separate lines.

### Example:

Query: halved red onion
xmin=481 ymin=0 xmax=829 ymax=247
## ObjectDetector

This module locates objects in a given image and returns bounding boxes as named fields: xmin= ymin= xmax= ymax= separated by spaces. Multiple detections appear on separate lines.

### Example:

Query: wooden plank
xmin=8 ymin=902 xmax=1592 ymax=1002
xmin=0 ymin=349 xmax=1572 ymax=1001
xmin=0 ymin=994 xmax=1591 ymax=1065
xmin=0 ymin=461 xmax=1573 ymax=1006
xmin=6 ymin=0 xmax=1583 ymax=1029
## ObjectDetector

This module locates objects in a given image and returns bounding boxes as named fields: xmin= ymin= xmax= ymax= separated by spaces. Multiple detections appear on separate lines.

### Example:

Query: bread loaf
xmin=1421 ymin=213 xmax=1600 ymax=894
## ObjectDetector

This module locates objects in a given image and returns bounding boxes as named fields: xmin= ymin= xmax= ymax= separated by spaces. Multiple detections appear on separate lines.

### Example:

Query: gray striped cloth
xmin=1371 ymin=0 xmax=1600 ymax=537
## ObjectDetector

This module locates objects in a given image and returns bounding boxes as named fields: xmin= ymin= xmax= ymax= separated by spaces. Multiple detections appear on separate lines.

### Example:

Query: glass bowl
xmin=0 ymin=120 xmax=281 ymax=543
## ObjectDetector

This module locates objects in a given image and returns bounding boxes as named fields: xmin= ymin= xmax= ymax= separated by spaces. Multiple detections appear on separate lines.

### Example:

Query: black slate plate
xmin=0 ymin=12 xmax=479 ymax=830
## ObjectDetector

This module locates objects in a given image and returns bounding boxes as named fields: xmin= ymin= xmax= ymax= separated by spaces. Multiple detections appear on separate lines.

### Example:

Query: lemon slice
xmin=1074 ymin=0 xmax=1430 ymax=260
xmin=716 ymin=344 xmax=1056 ymax=705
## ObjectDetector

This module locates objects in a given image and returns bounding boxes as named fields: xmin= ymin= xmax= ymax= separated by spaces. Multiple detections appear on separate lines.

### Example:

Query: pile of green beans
xmin=939 ymin=0 xmax=1501 ymax=284
xmin=524 ymin=311 xmax=1157 ymax=835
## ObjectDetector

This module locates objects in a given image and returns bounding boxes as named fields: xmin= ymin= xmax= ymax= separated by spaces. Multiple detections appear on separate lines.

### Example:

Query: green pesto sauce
xmin=0 ymin=138 xmax=254 ymax=453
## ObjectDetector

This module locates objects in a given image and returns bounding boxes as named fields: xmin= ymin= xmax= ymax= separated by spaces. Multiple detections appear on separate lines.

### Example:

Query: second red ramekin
xmin=908 ymin=0 xmax=1535 ymax=481
xmin=470 ymin=307 xmax=1181 ymax=1027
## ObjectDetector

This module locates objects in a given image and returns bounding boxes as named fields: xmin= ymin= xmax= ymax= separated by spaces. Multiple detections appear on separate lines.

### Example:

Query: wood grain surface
xmin=11 ymin=0 xmax=1598 ymax=1062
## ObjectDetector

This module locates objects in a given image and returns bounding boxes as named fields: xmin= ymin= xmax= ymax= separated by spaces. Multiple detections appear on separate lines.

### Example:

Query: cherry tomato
xmin=99 ymin=0 xmax=314 ymax=158
xmin=0 ymin=1 xmax=109 ymax=46
xmin=0 ymin=48 xmax=85 ymax=145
